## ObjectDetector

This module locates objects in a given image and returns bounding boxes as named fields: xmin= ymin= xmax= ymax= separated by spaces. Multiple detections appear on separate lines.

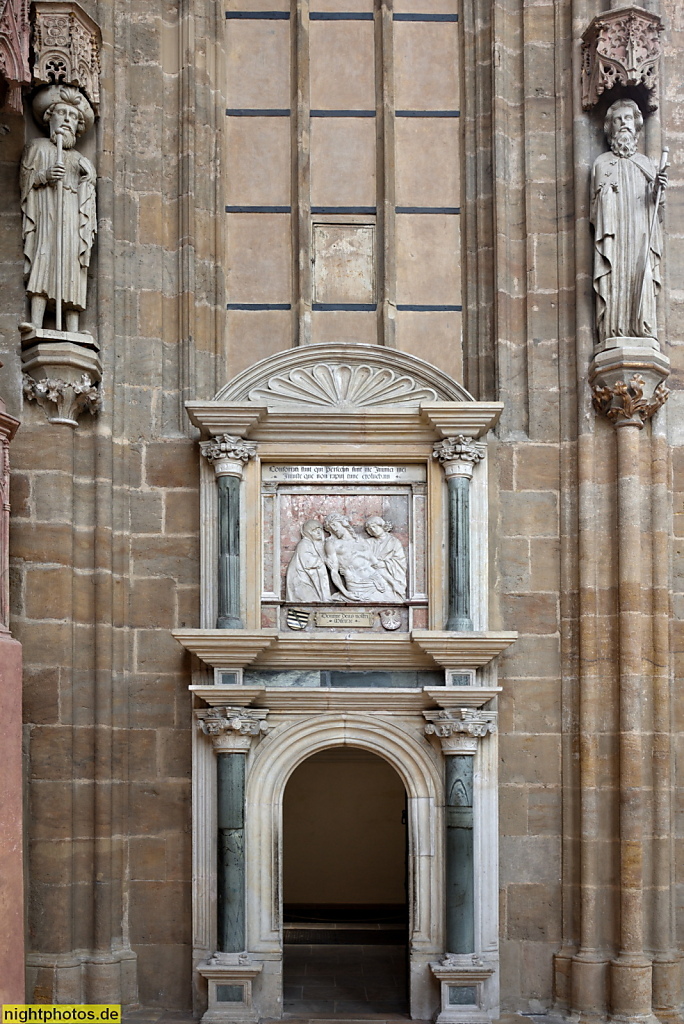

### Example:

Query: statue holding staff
xmin=19 ymin=84 xmax=97 ymax=335
xmin=590 ymin=98 xmax=667 ymax=344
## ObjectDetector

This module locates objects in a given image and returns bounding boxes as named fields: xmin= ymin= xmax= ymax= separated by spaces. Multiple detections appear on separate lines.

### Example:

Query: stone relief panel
xmin=261 ymin=463 xmax=427 ymax=632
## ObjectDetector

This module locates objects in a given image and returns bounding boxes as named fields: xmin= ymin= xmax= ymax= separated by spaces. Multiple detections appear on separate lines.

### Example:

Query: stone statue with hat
xmin=19 ymin=84 xmax=96 ymax=336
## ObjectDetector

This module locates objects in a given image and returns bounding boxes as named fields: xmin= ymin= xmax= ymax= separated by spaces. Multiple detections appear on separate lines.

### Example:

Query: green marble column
xmin=200 ymin=434 xmax=255 ymax=629
xmin=217 ymin=752 xmax=246 ymax=953
xmin=445 ymin=754 xmax=474 ymax=953
xmin=446 ymin=474 xmax=472 ymax=631
xmin=217 ymin=474 xmax=243 ymax=629
xmin=433 ymin=436 xmax=485 ymax=632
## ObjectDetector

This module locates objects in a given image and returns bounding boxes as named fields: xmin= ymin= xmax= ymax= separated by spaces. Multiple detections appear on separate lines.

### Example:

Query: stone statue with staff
xmin=19 ymin=84 xmax=97 ymax=336
xmin=590 ymin=98 xmax=668 ymax=346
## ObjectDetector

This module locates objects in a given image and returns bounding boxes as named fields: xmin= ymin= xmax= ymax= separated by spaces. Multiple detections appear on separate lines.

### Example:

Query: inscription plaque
xmin=314 ymin=610 xmax=376 ymax=627
xmin=263 ymin=464 xmax=426 ymax=484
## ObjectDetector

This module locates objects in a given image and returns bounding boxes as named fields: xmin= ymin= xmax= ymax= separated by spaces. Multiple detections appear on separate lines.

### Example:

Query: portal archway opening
xmin=282 ymin=746 xmax=409 ymax=1015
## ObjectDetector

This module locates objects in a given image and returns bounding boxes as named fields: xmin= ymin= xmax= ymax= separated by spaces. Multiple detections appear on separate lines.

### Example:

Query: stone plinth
xmin=197 ymin=955 xmax=263 ymax=1023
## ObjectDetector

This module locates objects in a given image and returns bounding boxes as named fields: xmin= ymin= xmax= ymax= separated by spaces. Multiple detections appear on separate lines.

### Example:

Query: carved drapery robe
xmin=285 ymin=535 xmax=332 ymax=603
xmin=367 ymin=532 xmax=407 ymax=600
xmin=20 ymin=136 xmax=96 ymax=310
xmin=590 ymin=150 xmax=662 ymax=342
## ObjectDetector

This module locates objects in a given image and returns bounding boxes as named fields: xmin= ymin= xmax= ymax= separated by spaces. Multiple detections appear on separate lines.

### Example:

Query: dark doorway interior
xmin=282 ymin=747 xmax=409 ymax=1015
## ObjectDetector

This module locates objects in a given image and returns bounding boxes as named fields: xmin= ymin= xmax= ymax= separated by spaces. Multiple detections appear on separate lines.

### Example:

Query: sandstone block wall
xmin=0 ymin=0 xmax=681 ymax=1010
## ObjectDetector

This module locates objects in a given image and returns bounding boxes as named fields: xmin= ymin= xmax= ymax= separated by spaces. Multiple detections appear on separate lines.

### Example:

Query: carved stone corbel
xmin=22 ymin=369 xmax=101 ymax=427
xmin=592 ymin=373 xmax=669 ymax=428
xmin=581 ymin=7 xmax=663 ymax=113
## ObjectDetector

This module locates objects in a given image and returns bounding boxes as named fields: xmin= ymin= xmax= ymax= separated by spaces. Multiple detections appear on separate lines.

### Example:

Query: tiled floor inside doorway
xmin=283 ymin=943 xmax=408 ymax=1016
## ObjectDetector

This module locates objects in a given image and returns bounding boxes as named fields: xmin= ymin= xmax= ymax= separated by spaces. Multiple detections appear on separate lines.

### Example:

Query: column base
xmin=25 ymin=949 xmax=138 ymax=1003
xmin=217 ymin=616 xmax=245 ymax=629
xmin=197 ymin=954 xmax=263 ymax=1023
xmin=610 ymin=956 xmax=653 ymax=1021
xmin=445 ymin=617 xmax=473 ymax=632
xmin=652 ymin=956 xmax=684 ymax=1020
xmin=571 ymin=952 xmax=610 ymax=1017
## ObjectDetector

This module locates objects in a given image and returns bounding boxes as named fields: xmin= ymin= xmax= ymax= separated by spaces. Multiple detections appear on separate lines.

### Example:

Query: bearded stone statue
xmin=19 ymin=84 xmax=97 ymax=335
xmin=590 ymin=98 xmax=667 ymax=345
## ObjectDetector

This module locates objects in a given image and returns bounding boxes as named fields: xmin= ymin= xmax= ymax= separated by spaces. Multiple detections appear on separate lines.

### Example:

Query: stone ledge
xmin=174 ymin=629 xmax=517 ymax=672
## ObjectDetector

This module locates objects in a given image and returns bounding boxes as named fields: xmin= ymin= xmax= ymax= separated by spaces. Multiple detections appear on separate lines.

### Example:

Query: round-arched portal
xmin=282 ymin=747 xmax=408 ymax=1015
xmin=244 ymin=714 xmax=444 ymax=1020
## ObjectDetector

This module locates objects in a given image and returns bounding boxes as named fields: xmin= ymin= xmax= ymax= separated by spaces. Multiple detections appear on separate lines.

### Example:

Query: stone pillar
xmin=196 ymin=707 xmax=269 ymax=1023
xmin=425 ymin=708 xmax=496 ymax=1023
xmin=445 ymin=755 xmax=474 ymax=954
xmin=591 ymin=366 xmax=672 ymax=1020
xmin=200 ymin=436 xmax=257 ymax=629
xmin=0 ymin=394 xmax=23 ymax=1004
xmin=433 ymin=436 xmax=486 ymax=631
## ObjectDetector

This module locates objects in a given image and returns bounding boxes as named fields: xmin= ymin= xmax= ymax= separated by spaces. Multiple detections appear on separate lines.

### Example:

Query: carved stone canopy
xmin=31 ymin=1 xmax=101 ymax=111
xmin=0 ymin=0 xmax=30 ymax=114
xmin=581 ymin=6 xmax=663 ymax=113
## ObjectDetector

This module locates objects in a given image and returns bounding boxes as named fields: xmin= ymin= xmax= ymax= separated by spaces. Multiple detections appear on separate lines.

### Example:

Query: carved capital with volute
xmin=433 ymin=436 xmax=486 ymax=480
xmin=424 ymin=708 xmax=497 ymax=753
xmin=196 ymin=706 xmax=269 ymax=752
xmin=200 ymin=434 xmax=257 ymax=479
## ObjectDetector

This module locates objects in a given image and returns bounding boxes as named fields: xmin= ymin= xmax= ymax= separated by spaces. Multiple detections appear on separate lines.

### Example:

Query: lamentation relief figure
xmin=20 ymin=84 xmax=97 ymax=334
xmin=285 ymin=512 xmax=408 ymax=604
xmin=323 ymin=513 xmax=395 ymax=603
xmin=590 ymin=98 xmax=667 ymax=343
xmin=286 ymin=520 xmax=332 ymax=603
xmin=364 ymin=516 xmax=407 ymax=600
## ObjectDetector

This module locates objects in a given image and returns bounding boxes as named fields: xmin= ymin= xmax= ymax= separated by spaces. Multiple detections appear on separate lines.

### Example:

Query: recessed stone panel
xmin=225 ymin=21 xmax=291 ymax=110
xmin=225 ymin=118 xmax=291 ymax=207
xmin=395 ymin=118 xmax=460 ymax=208
xmin=313 ymin=223 xmax=375 ymax=305
xmin=309 ymin=21 xmax=376 ymax=111
xmin=310 ymin=117 xmax=377 ymax=208
xmin=396 ymin=214 xmax=461 ymax=306
xmin=394 ymin=22 xmax=459 ymax=111
xmin=225 ymin=213 xmax=292 ymax=303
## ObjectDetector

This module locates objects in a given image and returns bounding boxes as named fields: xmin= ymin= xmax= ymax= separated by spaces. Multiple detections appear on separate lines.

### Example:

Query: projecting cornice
xmin=173 ymin=629 xmax=517 ymax=672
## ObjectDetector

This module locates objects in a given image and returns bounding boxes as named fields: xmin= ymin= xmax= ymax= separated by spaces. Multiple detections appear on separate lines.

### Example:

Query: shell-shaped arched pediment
xmin=216 ymin=343 xmax=473 ymax=407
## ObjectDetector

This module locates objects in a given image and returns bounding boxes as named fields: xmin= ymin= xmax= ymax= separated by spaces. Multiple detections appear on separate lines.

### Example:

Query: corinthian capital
xmin=424 ymin=708 xmax=497 ymax=740
xmin=196 ymin=707 xmax=269 ymax=751
xmin=197 ymin=706 xmax=269 ymax=738
xmin=433 ymin=436 xmax=486 ymax=472
xmin=200 ymin=435 xmax=256 ymax=478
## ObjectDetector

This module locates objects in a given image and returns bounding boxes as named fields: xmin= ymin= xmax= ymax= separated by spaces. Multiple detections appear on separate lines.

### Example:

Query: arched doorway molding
xmin=244 ymin=713 xmax=445 ymax=1018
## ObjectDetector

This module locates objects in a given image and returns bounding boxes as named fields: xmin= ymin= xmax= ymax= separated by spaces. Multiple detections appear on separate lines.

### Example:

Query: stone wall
xmin=0 ymin=0 xmax=681 ymax=1011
